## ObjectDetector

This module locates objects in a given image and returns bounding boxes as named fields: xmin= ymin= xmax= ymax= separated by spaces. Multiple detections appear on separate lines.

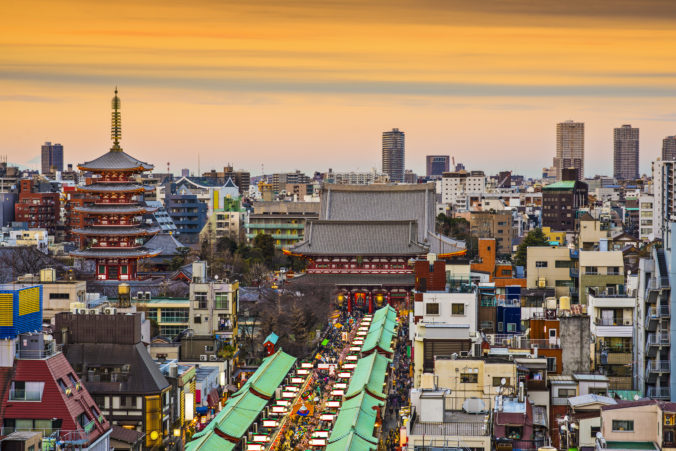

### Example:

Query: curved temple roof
xmin=70 ymin=247 xmax=161 ymax=259
xmin=77 ymin=183 xmax=154 ymax=193
xmin=78 ymin=150 xmax=153 ymax=172
xmin=74 ymin=205 xmax=157 ymax=215
xmin=71 ymin=226 xmax=160 ymax=237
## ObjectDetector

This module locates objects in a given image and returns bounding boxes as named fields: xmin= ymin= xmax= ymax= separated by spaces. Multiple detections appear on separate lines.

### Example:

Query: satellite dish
xmin=501 ymin=378 xmax=507 ymax=386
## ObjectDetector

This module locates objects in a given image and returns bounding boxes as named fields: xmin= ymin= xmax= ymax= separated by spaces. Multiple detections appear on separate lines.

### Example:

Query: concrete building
xmin=41 ymin=141 xmax=64 ymax=175
xmin=599 ymin=400 xmax=676 ymax=450
xmin=577 ymin=214 xmax=612 ymax=250
xmin=469 ymin=210 xmax=514 ymax=256
xmin=271 ymin=170 xmax=310 ymax=194
xmin=199 ymin=196 xmax=247 ymax=244
xmin=440 ymin=170 xmax=486 ymax=212
xmin=588 ymin=291 xmax=636 ymax=390
xmin=426 ymin=155 xmax=450 ymax=178
xmin=578 ymin=251 xmax=625 ymax=305
xmin=245 ymin=200 xmax=320 ymax=249
xmin=382 ymin=128 xmax=405 ymax=182
xmin=325 ymin=169 xmax=389 ymax=185
xmin=639 ymin=194 xmax=654 ymax=241
xmin=526 ymin=246 xmax=575 ymax=299
xmin=15 ymin=269 xmax=87 ymax=323
xmin=165 ymin=193 xmax=207 ymax=244
xmin=663 ymin=135 xmax=676 ymax=161
xmin=542 ymin=180 xmax=588 ymax=232
xmin=613 ymin=125 xmax=639 ymax=180
xmin=554 ymin=120 xmax=585 ymax=181
xmin=14 ymin=179 xmax=60 ymax=234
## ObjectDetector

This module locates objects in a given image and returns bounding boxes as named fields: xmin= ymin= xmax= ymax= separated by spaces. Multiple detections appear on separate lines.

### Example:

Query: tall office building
xmin=41 ymin=141 xmax=64 ymax=175
xmin=553 ymin=121 xmax=584 ymax=181
xmin=382 ymin=128 xmax=405 ymax=183
xmin=426 ymin=155 xmax=450 ymax=178
xmin=663 ymin=136 xmax=676 ymax=161
xmin=613 ymin=124 xmax=639 ymax=180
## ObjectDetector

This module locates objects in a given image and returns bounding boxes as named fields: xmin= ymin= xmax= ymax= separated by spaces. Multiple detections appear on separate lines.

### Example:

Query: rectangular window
xmin=49 ymin=293 xmax=70 ymax=299
xmin=558 ymin=388 xmax=576 ymax=398
xmin=507 ymin=323 xmax=517 ymax=332
xmin=98 ymin=265 xmax=105 ymax=274
xmin=608 ymin=266 xmax=620 ymax=275
xmin=555 ymin=280 xmax=573 ymax=287
xmin=612 ymin=420 xmax=634 ymax=432
xmin=9 ymin=381 xmax=44 ymax=401
xmin=493 ymin=377 xmax=510 ymax=387
xmin=120 ymin=265 xmax=128 ymax=275
xmin=194 ymin=292 xmax=208 ymax=309
xmin=546 ymin=357 xmax=557 ymax=372
xmin=498 ymin=321 xmax=504 ymax=332
xmin=591 ymin=426 xmax=601 ymax=437
xmin=585 ymin=266 xmax=598 ymax=275
xmin=460 ymin=373 xmax=478 ymax=383
xmin=425 ymin=303 xmax=439 ymax=315
xmin=535 ymin=261 xmax=548 ymax=268
xmin=451 ymin=303 xmax=465 ymax=315
xmin=555 ymin=260 xmax=572 ymax=268
xmin=214 ymin=292 xmax=229 ymax=310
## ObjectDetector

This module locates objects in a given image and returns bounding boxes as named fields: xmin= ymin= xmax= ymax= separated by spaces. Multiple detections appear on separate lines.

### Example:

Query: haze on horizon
xmin=2 ymin=0 xmax=676 ymax=177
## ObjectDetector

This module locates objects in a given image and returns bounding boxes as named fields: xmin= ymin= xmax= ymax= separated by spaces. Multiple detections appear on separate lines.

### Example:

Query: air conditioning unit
xmin=104 ymin=307 xmax=117 ymax=315
xmin=199 ymin=355 xmax=207 ymax=361
xmin=624 ymin=320 xmax=631 ymax=325
xmin=76 ymin=308 xmax=87 ymax=315
xmin=460 ymin=351 xmax=469 ymax=357
xmin=145 ymin=291 xmax=152 ymax=300
xmin=87 ymin=309 xmax=98 ymax=315
xmin=209 ymin=355 xmax=218 ymax=361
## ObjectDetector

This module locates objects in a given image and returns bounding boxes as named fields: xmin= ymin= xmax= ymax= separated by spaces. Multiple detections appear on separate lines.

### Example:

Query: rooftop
xmin=543 ymin=181 xmax=577 ymax=190
xmin=410 ymin=411 xmax=489 ymax=437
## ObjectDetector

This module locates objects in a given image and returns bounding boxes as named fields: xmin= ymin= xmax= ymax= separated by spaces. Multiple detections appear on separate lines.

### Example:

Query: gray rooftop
xmin=410 ymin=411 xmax=489 ymax=437
xmin=291 ymin=220 xmax=428 ymax=256
xmin=79 ymin=150 xmax=153 ymax=171
xmin=568 ymin=394 xmax=616 ymax=408
xmin=289 ymin=272 xmax=415 ymax=287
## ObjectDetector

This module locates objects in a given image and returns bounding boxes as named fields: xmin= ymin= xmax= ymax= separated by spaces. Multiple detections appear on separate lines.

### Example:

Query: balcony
xmin=569 ymin=267 xmax=579 ymax=278
xmin=646 ymin=360 xmax=670 ymax=382
xmin=646 ymin=386 xmax=670 ymax=399
xmin=16 ymin=343 xmax=62 ymax=359
xmin=525 ymin=379 xmax=548 ymax=391
xmin=646 ymin=332 xmax=670 ymax=357
xmin=0 ymin=427 xmax=97 ymax=446
xmin=519 ymin=338 xmax=561 ymax=349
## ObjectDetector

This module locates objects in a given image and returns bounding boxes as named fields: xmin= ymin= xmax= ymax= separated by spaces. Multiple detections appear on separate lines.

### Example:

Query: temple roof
xmin=78 ymin=150 xmax=153 ymax=172
xmin=290 ymin=220 xmax=428 ymax=256
xmin=75 ymin=205 xmax=157 ymax=214
xmin=144 ymin=233 xmax=186 ymax=256
xmin=71 ymin=226 xmax=160 ymax=236
xmin=288 ymin=272 xmax=415 ymax=287
xmin=78 ymin=183 xmax=154 ymax=193
xmin=70 ymin=247 xmax=161 ymax=259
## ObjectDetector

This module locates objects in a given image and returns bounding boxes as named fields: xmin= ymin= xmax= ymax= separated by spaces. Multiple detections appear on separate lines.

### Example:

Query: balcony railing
xmin=647 ymin=332 xmax=670 ymax=346
xmin=0 ymin=427 xmax=94 ymax=445
xmin=519 ymin=338 xmax=561 ymax=349
xmin=16 ymin=343 xmax=62 ymax=359
xmin=595 ymin=318 xmax=632 ymax=326
xmin=647 ymin=360 xmax=671 ymax=373
xmin=647 ymin=386 xmax=670 ymax=399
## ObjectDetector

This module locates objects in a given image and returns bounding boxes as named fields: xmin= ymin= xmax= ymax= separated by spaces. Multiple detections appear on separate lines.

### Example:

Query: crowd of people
xmin=384 ymin=316 xmax=412 ymax=451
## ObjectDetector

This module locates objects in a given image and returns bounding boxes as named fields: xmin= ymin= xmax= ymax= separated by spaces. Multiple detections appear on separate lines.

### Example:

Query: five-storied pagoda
xmin=70 ymin=89 xmax=160 ymax=280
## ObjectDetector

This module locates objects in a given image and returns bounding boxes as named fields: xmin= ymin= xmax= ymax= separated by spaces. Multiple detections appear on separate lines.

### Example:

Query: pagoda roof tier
xmin=71 ymin=226 xmax=160 ymax=236
xmin=70 ymin=247 xmax=161 ymax=259
xmin=74 ymin=205 xmax=157 ymax=215
xmin=77 ymin=183 xmax=154 ymax=193
xmin=78 ymin=150 xmax=153 ymax=172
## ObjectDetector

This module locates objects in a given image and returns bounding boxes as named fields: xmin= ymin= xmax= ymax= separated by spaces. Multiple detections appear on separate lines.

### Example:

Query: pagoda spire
xmin=111 ymin=87 xmax=122 ymax=151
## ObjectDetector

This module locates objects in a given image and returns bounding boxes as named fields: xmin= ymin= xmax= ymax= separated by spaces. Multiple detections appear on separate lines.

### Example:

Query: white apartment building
xmin=639 ymin=193 xmax=654 ymax=241
xmin=440 ymin=171 xmax=486 ymax=212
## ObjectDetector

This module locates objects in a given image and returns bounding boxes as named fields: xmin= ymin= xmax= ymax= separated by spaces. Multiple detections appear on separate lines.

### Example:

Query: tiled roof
xmin=291 ymin=220 xmax=428 ymax=256
xmin=111 ymin=425 xmax=145 ymax=444
xmin=79 ymin=150 xmax=153 ymax=171
xmin=567 ymin=394 xmax=616 ymax=407
xmin=144 ymin=233 xmax=186 ymax=256
xmin=71 ymin=226 xmax=160 ymax=236
xmin=78 ymin=184 xmax=154 ymax=193
xmin=75 ymin=205 xmax=156 ymax=214
xmin=320 ymin=183 xmax=436 ymax=243
xmin=64 ymin=342 xmax=169 ymax=394
xmin=288 ymin=272 xmax=415 ymax=287
xmin=70 ymin=247 xmax=161 ymax=258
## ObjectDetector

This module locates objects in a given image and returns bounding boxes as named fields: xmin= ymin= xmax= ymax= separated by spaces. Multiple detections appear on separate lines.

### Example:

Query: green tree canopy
xmin=514 ymin=228 xmax=550 ymax=268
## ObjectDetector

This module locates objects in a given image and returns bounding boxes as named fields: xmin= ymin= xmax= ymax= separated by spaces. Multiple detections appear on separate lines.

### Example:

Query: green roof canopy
xmin=543 ymin=180 xmax=577 ymax=190
xmin=186 ymin=349 xmax=296 ymax=451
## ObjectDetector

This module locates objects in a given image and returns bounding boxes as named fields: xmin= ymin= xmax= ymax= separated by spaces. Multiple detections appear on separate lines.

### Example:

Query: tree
xmin=0 ymin=247 xmax=59 ymax=282
xmin=252 ymin=234 xmax=275 ymax=263
xmin=514 ymin=228 xmax=550 ymax=269
xmin=168 ymin=247 xmax=191 ymax=271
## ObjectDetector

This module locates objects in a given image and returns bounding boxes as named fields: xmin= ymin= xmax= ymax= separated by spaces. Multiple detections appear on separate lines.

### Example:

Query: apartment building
xmin=440 ymin=170 xmax=486 ymax=212
xmin=578 ymin=251 xmax=625 ymax=305
xmin=526 ymin=246 xmax=575 ymax=299
xmin=469 ymin=210 xmax=514 ymax=256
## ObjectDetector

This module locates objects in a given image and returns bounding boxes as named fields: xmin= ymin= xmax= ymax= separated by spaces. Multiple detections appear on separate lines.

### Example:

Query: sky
xmin=2 ymin=0 xmax=676 ymax=178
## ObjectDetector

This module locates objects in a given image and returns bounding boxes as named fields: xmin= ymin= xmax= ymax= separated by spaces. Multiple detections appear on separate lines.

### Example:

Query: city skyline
xmin=3 ymin=0 xmax=676 ymax=176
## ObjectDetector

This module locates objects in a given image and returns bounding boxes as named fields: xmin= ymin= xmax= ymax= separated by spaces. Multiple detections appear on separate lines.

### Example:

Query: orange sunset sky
xmin=2 ymin=0 xmax=676 ymax=177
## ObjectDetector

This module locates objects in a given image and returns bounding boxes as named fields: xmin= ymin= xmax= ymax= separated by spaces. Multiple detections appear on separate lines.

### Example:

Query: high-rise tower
xmin=663 ymin=136 xmax=676 ymax=161
xmin=41 ymin=142 xmax=63 ymax=175
xmin=70 ymin=89 xmax=160 ymax=280
xmin=553 ymin=121 xmax=584 ymax=181
xmin=613 ymin=124 xmax=639 ymax=180
xmin=382 ymin=128 xmax=405 ymax=183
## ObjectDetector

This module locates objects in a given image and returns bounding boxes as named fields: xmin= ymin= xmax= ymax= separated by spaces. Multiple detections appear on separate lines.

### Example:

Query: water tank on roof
xmin=462 ymin=397 xmax=486 ymax=414
xmin=546 ymin=297 xmax=557 ymax=310
xmin=559 ymin=296 xmax=571 ymax=311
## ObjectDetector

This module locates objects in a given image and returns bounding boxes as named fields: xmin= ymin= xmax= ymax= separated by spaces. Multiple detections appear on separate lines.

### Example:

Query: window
xmin=535 ymin=261 xmax=548 ymax=268
xmin=9 ymin=381 xmax=44 ymax=401
xmin=98 ymin=265 xmax=105 ymax=274
xmin=498 ymin=322 xmax=504 ymax=332
xmin=507 ymin=323 xmax=517 ymax=332
xmin=555 ymin=260 xmax=572 ymax=268
xmin=77 ymin=412 xmax=91 ymax=429
xmin=612 ymin=420 xmax=634 ymax=432
xmin=426 ymin=303 xmax=439 ymax=315
xmin=204 ymin=345 xmax=215 ymax=352
xmin=585 ymin=266 xmax=598 ymax=275
xmin=120 ymin=396 xmax=136 ymax=407
xmin=460 ymin=373 xmax=478 ymax=383
xmin=194 ymin=292 xmax=208 ymax=309
xmin=608 ymin=266 xmax=620 ymax=275
xmin=546 ymin=357 xmax=557 ymax=372
xmin=451 ymin=304 xmax=464 ymax=315
xmin=215 ymin=292 xmax=229 ymax=310
xmin=493 ymin=377 xmax=510 ymax=386
xmin=589 ymin=388 xmax=607 ymax=396
xmin=665 ymin=431 xmax=675 ymax=445
xmin=49 ymin=293 xmax=70 ymax=299
xmin=120 ymin=265 xmax=128 ymax=275
xmin=68 ymin=373 xmax=79 ymax=387
xmin=57 ymin=378 xmax=69 ymax=394
xmin=160 ymin=308 xmax=189 ymax=323
xmin=555 ymin=280 xmax=573 ymax=287
xmin=194 ymin=315 xmax=202 ymax=324
xmin=591 ymin=426 xmax=601 ymax=437
xmin=558 ymin=388 xmax=576 ymax=398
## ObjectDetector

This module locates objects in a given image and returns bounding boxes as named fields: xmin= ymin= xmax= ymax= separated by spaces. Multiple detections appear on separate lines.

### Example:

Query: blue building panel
xmin=0 ymin=285 xmax=43 ymax=339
